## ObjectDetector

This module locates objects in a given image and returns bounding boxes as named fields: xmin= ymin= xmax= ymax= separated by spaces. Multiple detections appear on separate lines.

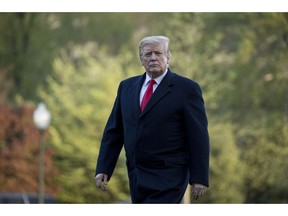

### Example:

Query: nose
xmin=150 ymin=53 xmax=157 ymax=61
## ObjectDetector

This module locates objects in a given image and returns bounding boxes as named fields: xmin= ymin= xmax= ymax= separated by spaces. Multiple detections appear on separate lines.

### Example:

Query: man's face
xmin=140 ymin=43 xmax=169 ymax=78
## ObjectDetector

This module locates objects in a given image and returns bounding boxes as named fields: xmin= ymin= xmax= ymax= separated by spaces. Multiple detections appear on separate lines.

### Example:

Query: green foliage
xmin=38 ymin=42 xmax=134 ymax=203
xmin=161 ymin=13 xmax=288 ymax=203
xmin=0 ymin=13 xmax=55 ymax=101
xmin=203 ymin=121 xmax=245 ymax=203
xmin=1 ymin=12 xmax=288 ymax=203
xmin=0 ymin=13 xmax=144 ymax=103
xmin=237 ymin=115 xmax=288 ymax=203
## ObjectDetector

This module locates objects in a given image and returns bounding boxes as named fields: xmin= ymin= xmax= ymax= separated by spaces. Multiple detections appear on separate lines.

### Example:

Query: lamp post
xmin=33 ymin=102 xmax=51 ymax=204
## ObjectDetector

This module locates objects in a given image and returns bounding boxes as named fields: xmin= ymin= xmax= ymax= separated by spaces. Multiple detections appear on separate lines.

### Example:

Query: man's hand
xmin=95 ymin=173 xmax=108 ymax=191
xmin=191 ymin=183 xmax=208 ymax=200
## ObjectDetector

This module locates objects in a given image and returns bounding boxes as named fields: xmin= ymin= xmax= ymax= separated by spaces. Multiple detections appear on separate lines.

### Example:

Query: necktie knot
xmin=149 ymin=79 xmax=156 ymax=86
xmin=140 ymin=79 xmax=156 ymax=112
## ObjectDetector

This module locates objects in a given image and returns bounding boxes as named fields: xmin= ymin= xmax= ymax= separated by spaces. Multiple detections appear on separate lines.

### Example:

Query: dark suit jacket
xmin=96 ymin=69 xmax=210 ymax=203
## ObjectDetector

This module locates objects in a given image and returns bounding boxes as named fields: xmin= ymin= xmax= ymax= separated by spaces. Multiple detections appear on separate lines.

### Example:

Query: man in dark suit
xmin=95 ymin=35 xmax=210 ymax=203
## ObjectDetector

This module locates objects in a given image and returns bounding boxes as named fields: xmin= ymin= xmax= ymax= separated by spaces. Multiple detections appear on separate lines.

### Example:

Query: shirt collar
xmin=144 ymin=68 xmax=168 ymax=86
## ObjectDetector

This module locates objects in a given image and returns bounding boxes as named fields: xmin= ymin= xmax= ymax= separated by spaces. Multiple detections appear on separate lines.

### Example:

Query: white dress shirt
xmin=139 ymin=69 xmax=168 ymax=105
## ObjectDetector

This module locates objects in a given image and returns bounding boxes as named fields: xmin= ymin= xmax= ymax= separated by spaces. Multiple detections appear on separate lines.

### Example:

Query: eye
xmin=144 ymin=52 xmax=152 ymax=57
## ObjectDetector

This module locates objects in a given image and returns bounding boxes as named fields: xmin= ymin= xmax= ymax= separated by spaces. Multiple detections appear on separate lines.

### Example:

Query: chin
xmin=148 ymin=71 xmax=164 ymax=78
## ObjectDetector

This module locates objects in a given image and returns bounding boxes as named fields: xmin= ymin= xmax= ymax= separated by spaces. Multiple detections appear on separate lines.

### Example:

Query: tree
xmin=0 ymin=13 xmax=146 ymax=103
xmin=159 ymin=12 xmax=288 ymax=203
xmin=38 ymin=42 xmax=139 ymax=203
xmin=199 ymin=122 xmax=245 ymax=203
xmin=0 ymin=13 xmax=54 ymax=102
xmin=2 ymin=12 xmax=288 ymax=203
xmin=0 ymin=103 xmax=60 ymax=196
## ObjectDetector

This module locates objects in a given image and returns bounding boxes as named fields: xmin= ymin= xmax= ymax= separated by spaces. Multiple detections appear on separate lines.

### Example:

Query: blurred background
xmin=0 ymin=12 xmax=287 ymax=204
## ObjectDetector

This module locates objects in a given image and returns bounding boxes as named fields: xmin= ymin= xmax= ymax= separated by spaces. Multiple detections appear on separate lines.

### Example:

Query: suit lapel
xmin=130 ymin=73 xmax=146 ymax=120
xmin=140 ymin=70 xmax=174 ymax=117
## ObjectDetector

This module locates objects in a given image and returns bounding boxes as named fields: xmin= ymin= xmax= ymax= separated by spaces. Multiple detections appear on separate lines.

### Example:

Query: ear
xmin=167 ymin=50 xmax=171 ymax=63
xmin=140 ymin=57 xmax=145 ymax=66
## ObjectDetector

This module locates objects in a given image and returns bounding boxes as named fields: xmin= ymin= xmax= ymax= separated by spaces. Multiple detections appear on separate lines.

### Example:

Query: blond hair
xmin=139 ymin=35 xmax=171 ymax=58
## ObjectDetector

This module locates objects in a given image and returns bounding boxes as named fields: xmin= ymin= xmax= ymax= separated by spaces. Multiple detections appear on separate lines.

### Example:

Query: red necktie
xmin=140 ymin=79 xmax=156 ymax=112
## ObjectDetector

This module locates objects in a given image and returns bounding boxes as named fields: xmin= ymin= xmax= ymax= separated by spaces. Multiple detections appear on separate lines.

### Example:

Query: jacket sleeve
xmin=184 ymin=81 xmax=210 ymax=186
xmin=95 ymin=82 xmax=124 ymax=180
